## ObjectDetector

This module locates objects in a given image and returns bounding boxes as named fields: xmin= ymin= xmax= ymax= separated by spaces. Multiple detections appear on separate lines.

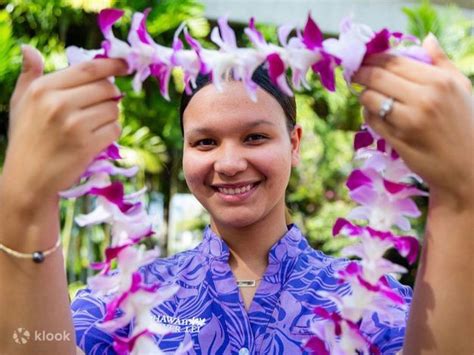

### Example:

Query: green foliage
xmin=403 ymin=0 xmax=474 ymax=79
xmin=0 ymin=10 xmax=18 ymax=166
xmin=437 ymin=6 xmax=474 ymax=77
xmin=0 ymin=10 xmax=20 ymax=85
xmin=119 ymin=123 xmax=168 ymax=175
xmin=403 ymin=0 xmax=441 ymax=39
xmin=142 ymin=0 xmax=209 ymax=38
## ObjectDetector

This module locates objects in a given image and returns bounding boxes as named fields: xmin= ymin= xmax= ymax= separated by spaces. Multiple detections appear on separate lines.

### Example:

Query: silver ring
xmin=378 ymin=97 xmax=395 ymax=120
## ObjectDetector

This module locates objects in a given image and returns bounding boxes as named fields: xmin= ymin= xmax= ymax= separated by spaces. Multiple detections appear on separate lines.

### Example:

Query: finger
xmin=363 ymin=53 xmax=442 ymax=85
xmin=361 ymin=107 xmax=416 ymax=163
xmin=90 ymin=121 xmax=122 ymax=155
xmin=352 ymin=66 xmax=421 ymax=103
xmin=11 ymin=45 xmax=44 ymax=105
xmin=73 ymin=100 xmax=121 ymax=133
xmin=40 ymin=58 xmax=129 ymax=90
xmin=361 ymin=106 xmax=396 ymax=146
xmin=63 ymin=79 xmax=122 ymax=109
xmin=359 ymin=89 xmax=412 ymax=130
xmin=364 ymin=36 xmax=471 ymax=93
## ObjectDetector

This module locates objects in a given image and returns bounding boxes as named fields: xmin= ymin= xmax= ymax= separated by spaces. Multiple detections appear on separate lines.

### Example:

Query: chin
xmin=211 ymin=211 xmax=262 ymax=230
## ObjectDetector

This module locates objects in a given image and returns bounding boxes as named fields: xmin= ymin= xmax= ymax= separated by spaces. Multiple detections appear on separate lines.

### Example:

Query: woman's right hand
xmin=2 ymin=45 xmax=128 ymax=208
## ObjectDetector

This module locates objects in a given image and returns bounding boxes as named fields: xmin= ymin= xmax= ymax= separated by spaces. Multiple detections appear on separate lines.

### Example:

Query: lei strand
xmin=60 ymin=8 xmax=430 ymax=354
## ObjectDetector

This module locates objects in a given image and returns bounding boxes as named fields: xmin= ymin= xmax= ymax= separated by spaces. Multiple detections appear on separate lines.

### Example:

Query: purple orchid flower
xmin=266 ymin=52 xmax=293 ymax=96
xmin=89 ymin=181 xmax=138 ymax=213
xmin=90 ymin=242 xmax=134 ymax=273
xmin=204 ymin=16 xmax=264 ymax=100
xmin=308 ymin=306 xmax=379 ymax=355
xmin=354 ymin=129 xmax=374 ymax=151
xmin=113 ymin=329 xmax=153 ymax=355
xmin=354 ymin=128 xmax=423 ymax=182
xmin=66 ymin=46 xmax=105 ymax=66
xmin=299 ymin=14 xmax=341 ymax=91
xmin=59 ymin=173 xmax=110 ymax=199
xmin=334 ymin=218 xmax=419 ymax=264
xmin=127 ymin=10 xmax=174 ymax=97
xmin=171 ymin=24 xmax=201 ymax=94
xmin=88 ymin=245 xmax=160 ymax=297
xmin=244 ymin=19 xmax=292 ymax=95
xmin=98 ymin=143 xmax=122 ymax=160
xmin=99 ymin=271 xmax=178 ymax=334
xmin=81 ymin=160 xmax=139 ymax=179
xmin=97 ymin=9 xmax=131 ymax=60
xmin=337 ymin=262 xmax=404 ymax=305
xmin=324 ymin=17 xmax=431 ymax=84
xmin=346 ymin=168 xmax=427 ymax=231
xmin=323 ymin=17 xmax=374 ymax=83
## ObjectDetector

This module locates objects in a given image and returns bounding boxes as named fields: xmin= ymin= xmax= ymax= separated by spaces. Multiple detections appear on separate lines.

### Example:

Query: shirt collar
xmin=198 ymin=224 xmax=308 ymax=263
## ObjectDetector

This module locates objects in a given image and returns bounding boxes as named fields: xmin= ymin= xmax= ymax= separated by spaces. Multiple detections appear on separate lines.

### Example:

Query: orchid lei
xmin=62 ymin=7 xmax=430 ymax=354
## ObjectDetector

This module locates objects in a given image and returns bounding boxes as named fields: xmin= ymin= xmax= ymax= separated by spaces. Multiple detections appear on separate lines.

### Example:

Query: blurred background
xmin=0 ymin=0 xmax=472 ymax=297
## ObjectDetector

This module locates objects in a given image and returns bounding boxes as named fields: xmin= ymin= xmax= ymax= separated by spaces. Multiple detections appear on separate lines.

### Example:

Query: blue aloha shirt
xmin=71 ymin=224 xmax=412 ymax=354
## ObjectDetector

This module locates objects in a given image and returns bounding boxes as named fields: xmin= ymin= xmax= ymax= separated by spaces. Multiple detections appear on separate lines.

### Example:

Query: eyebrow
xmin=186 ymin=119 xmax=276 ymax=137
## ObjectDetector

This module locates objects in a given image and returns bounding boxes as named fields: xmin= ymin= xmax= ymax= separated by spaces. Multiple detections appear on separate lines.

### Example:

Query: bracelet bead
xmin=32 ymin=251 xmax=45 ymax=263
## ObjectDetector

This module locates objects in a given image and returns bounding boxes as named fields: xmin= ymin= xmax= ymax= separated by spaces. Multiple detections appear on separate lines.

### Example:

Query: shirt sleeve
xmin=360 ymin=275 xmax=413 ymax=355
xmin=71 ymin=288 xmax=130 ymax=355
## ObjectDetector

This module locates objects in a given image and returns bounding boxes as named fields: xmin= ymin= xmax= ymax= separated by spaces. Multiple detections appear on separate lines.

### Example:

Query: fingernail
xmin=362 ymin=107 xmax=369 ymax=120
xmin=426 ymin=32 xmax=440 ymax=46
xmin=112 ymin=93 xmax=125 ymax=101
xmin=20 ymin=44 xmax=27 ymax=63
xmin=20 ymin=44 xmax=31 ymax=71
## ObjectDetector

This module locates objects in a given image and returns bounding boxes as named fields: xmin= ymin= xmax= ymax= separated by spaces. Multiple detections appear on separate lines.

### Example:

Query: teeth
xmin=217 ymin=184 xmax=254 ymax=195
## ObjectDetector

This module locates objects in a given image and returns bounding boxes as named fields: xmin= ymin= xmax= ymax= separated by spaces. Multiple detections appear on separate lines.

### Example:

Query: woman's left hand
xmin=352 ymin=34 xmax=473 ymax=211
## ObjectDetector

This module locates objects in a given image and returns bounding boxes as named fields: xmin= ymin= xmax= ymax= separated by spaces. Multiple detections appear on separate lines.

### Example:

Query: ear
xmin=290 ymin=124 xmax=303 ymax=167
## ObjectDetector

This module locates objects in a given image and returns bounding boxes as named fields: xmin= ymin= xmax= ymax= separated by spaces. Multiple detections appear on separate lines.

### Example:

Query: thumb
xmin=8 ymin=45 xmax=44 ymax=138
xmin=12 ymin=45 xmax=44 ymax=101
xmin=423 ymin=33 xmax=472 ymax=92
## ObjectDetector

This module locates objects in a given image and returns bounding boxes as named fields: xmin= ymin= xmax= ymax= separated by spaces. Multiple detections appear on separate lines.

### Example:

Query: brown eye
xmin=245 ymin=134 xmax=268 ymax=143
xmin=194 ymin=138 xmax=216 ymax=147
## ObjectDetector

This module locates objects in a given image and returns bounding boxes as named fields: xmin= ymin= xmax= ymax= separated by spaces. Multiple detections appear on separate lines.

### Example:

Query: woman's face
xmin=182 ymin=81 xmax=302 ymax=230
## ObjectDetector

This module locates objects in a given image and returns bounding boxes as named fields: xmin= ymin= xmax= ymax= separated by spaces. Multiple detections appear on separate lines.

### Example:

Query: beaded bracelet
xmin=0 ymin=237 xmax=61 ymax=263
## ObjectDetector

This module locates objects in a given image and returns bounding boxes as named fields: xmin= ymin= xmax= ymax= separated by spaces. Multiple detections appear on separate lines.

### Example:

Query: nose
xmin=214 ymin=144 xmax=248 ymax=177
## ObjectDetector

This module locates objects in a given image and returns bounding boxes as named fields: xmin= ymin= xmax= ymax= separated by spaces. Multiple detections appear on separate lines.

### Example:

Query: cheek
xmin=183 ymin=150 xmax=209 ymax=191
xmin=253 ymin=143 xmax=293 ymax=182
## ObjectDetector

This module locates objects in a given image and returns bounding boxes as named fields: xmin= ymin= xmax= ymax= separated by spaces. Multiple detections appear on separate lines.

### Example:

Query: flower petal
xmin=302 ymin=13 xmax=323 ymax=50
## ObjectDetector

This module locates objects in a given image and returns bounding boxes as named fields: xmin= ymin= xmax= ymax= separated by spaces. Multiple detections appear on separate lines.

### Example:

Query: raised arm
xmin=353 ymin=34 xmax=474 ymax=354
xmin=0 ymin=46 xmax=127 ymax=354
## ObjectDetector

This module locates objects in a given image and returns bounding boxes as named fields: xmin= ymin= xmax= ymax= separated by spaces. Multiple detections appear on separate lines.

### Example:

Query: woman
xmin=72 ymin=66 xmax=414 ymax=355
xmin=0 ymin=32 xmax=472 ymax=354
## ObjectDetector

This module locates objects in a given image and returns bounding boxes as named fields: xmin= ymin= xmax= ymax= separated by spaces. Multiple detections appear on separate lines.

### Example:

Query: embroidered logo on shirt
xmin=153 ymin=314 xmax=206 ymax=333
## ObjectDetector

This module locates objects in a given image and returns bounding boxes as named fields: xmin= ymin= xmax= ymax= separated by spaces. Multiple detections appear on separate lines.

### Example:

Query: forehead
xmin=182 ymin=81 xmax=287 ymax=134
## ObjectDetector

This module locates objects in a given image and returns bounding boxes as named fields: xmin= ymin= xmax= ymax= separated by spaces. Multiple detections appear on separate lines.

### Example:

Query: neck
xmin=210 ymin=204 xmax=288 ymax=279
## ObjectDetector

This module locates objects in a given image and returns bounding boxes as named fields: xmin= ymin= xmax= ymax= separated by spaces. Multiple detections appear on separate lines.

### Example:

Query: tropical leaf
xmin=119 ymin=125 xmax=168 ymax=174
xmin=403 ymin=0 xmax=441 ymax=38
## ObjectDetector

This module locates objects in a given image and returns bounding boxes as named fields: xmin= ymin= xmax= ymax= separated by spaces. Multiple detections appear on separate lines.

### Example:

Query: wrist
xmin=425 ymin=192 xmax=473 ymax=245
xmin=0 ymin=174 xmax=61 ymax=252
xmin=429 ymin=185 xmax=474 ymax=214
xmin=0 ymin=172 xmax=59 ymax=218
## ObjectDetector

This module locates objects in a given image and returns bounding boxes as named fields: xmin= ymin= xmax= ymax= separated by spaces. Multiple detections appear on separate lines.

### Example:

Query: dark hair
xmin=179 ymin=65 xmax=296 ymax=135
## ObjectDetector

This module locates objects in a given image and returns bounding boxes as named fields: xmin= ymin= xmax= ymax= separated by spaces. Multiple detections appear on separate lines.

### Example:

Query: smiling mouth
xmin=211 ymin=182 xmax=260 ymax=196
